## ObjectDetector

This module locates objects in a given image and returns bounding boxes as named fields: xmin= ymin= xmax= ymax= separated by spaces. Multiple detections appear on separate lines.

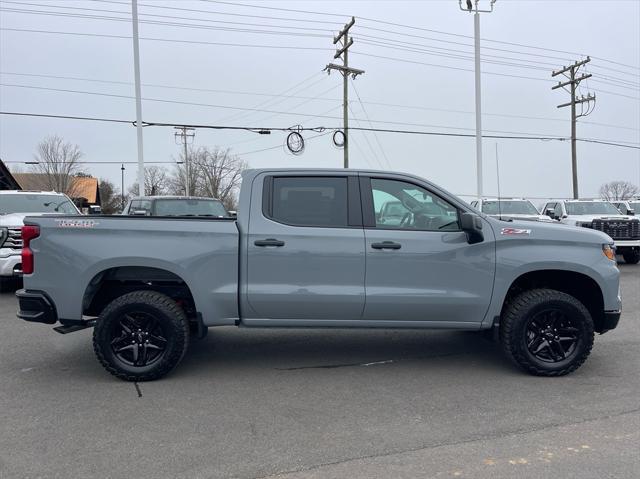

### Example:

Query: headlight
xmin=602 ymin=244 xmax=616 ymax=261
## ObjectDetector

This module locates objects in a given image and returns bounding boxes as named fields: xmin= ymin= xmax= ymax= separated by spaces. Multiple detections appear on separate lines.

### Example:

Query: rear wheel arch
xmin=82 ymin=266 xmax=197 ymax=320
xmin=501 ymin=269 xmax=606 ymax=333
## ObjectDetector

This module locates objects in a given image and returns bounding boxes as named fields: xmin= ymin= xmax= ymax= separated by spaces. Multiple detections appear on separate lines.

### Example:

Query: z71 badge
xmin=501 ymin=227 xmax=531 ymax=236
xmin=56 ymin=219 xmax=99 ymax=228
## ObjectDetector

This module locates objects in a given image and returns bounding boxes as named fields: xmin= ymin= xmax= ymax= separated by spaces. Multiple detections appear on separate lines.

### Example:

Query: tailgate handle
xmin=254 ymin=238 xmax=285 ymax=247
xmin=371 ymin=241 xmax=401 ymax=250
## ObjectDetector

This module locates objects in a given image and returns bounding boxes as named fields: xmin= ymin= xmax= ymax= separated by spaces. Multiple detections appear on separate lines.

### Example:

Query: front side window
xmin=370 ymin=178 xmax=459 ymax=231
xmin=269 ymin=177 xmax=348 ymax=227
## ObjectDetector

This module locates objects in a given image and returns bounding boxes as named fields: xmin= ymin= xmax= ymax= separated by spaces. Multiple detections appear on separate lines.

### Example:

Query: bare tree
xmin=31 ymin=135 xmax=82 ymax=196
xmin=128 ymin=166 xmax=170 ymax=196
xmin=99 ymin=179 xmax=122 ymax=215
xmin=191 ymin=147 xmax=246 ymax=209
xmin=170 ymin=146 xmax=201 ymax=196
xmin=599 ymin=181 xmax=639 ymax=201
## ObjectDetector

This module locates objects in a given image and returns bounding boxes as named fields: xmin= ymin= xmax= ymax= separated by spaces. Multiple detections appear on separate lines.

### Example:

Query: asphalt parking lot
xmin=0 ymin=266 xmax=638 ymax=479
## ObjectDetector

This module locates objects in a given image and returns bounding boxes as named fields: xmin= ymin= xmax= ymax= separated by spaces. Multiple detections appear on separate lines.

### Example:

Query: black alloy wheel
xmin=110 ymin=311 xmax=168 ymax=367
xmin=525 ymin=309 xmax=581 ymax=363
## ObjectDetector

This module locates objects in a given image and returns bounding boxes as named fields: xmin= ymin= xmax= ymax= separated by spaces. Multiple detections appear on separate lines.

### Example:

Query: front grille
xmin=582 ymin=219 xmax=640 ymax=240
xmin=2 ymin=228 xmax=23 ymax=249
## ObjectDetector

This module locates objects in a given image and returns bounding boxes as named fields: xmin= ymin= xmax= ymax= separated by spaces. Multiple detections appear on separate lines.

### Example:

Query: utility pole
xmin=174 ymin=127 xmax=195 ymax=196
xmin=324 ymin=17 xmax=364 ymax=168
xmin=131 ymin=0 xmax=145 ymax=196
xmin=459 ymin=0 xmax=496 ymax=200
xmin=552 ymin=57 xmax=596 ymax=199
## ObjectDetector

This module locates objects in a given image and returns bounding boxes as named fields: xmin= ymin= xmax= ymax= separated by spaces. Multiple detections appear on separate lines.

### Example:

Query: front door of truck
xmin=360 ymin=175 xmax=495 ymax=324
xmin=244 ymin=173 xmax=365 ymax=321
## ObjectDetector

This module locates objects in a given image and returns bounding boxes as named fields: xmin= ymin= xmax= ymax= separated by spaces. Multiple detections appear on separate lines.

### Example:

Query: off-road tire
xmin=93 ymin=291 xmax=189 ymax=381
xmin=622 ymin=249 xmax=640 ymax=265
xmin=500 ymin=289 xmax=594 ymax=376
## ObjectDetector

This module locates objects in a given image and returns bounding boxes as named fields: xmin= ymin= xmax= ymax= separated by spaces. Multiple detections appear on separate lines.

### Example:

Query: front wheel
xmin=500 ymin=289 xmax=594 ymax=376
xmin=622 ymin=249 xmax=640 ymax=265
xmin=93 ymin=291 xmax=189 ymax=381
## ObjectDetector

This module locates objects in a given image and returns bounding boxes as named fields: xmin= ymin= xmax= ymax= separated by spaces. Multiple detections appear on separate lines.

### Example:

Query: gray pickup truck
xmin=16 ymin=169 xmax=621 ymax=381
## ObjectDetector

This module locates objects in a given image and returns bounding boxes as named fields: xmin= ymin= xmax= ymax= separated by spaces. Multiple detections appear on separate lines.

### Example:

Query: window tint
xmin=270 ymin=177 xmax=349 ymax=227
xmin=370 ymin=178 xmax=459 ymax=231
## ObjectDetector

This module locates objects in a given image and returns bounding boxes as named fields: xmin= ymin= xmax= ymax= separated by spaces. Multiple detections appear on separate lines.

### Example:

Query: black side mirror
xmin=545 ymin=208 xmax=558 ymax=219
xmin=460 ymin=212 xmax=484 ymax=244
xmin=628 ymin=209 xmax=635 ymax=216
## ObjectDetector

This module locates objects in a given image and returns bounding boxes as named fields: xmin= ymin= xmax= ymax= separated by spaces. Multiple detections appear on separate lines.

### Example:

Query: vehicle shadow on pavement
xmin=175 ymin=328 xmax=514 ymax=379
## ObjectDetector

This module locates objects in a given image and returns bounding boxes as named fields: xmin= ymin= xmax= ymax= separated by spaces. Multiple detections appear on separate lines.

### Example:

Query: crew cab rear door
xmin=359 ymin=174 xmax=496 ymax=325
xmin=243 ymin=172 xmax=365 ymax=322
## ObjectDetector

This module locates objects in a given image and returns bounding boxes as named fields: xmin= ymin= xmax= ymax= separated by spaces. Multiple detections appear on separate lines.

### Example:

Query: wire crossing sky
xmin=0 ymin=0 xmax=638 ymax=198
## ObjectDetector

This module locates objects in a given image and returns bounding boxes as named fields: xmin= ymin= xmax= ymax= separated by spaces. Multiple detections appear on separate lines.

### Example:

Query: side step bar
xmin=53 ymin=319 xmax=96 ymax=335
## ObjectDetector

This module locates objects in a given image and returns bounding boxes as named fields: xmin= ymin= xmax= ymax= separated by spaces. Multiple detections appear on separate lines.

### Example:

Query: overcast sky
xmin=1 ymin=0 xmax=639 ymax=202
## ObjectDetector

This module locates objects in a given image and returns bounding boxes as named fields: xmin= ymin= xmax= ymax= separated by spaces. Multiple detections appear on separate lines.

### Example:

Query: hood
xmin=488 ymin=213 xmax=553 ymax=223
xmin=487 ymin=216 xmax=612 ymax=245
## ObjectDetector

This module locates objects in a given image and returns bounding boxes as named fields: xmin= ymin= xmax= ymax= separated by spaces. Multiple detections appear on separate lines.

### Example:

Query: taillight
xmin=21 ymin=225 xmax=40 ymax=275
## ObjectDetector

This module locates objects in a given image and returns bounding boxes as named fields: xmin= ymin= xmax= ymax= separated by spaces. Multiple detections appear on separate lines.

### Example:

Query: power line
xmin=3 ymin=70 xmax=634 ymax=131
xmin=0 ymin=6 xmax=330 ymax=38
xmin=0 ymin=27 xmax=331 ymax=51
xmin=4 ymin=83 xmax=638 ymax=142
xmin=2 ymin=111 xmax=638 ymax=150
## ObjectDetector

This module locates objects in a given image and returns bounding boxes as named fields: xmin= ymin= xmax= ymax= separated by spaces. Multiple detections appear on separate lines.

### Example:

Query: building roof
xmin=0 ymin=159 xmax=21 ymax=190
xmin=13 ymin=173 xmax=100 ymax=204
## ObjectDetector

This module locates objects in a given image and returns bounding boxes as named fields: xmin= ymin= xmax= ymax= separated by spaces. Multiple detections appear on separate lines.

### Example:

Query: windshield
xmin=153 ymin=198 xmax=228 ymax=216
xmin=482 ymin=200 xmax=539 ymax=215
xmin=0 ymin=194 xmax=79 ymax=214
xmin=565 ymin=201 xmax=621 ymax=215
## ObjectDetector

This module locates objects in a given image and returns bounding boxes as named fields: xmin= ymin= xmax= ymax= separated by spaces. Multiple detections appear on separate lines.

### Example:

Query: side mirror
xmin=132 ymin=210 xmax=148 ymax=216
xmin=628 ymin=209 xmax=635 ymax=216
xmin=227 ymin=210 xmax=237 ymax=218
xmin=460 ymin=212 xmax=484 ymax=244
xmin=545 ymin=208 xmax=557 ymax=219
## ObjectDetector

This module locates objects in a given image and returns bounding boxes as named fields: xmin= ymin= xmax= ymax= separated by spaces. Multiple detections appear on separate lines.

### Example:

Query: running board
xmin=53 ymin=320 xmax=96 ymax=334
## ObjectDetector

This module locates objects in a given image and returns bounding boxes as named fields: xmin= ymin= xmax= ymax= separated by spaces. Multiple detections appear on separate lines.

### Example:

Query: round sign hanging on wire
xmin=332 ymin=130 xmax=345 ymax=148
xmin=286 ymin=131 xmax=305 ymax=155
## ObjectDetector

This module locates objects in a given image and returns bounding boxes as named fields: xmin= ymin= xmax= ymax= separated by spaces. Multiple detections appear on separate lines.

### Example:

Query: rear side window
xmin=267 ymin=177 xmax=349 ymax=227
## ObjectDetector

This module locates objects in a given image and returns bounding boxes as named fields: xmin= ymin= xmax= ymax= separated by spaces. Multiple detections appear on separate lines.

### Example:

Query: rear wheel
xmin=500 ymin=289 xmax=594 ymax=376
xmin=622 ymin=249 xmax=640 ymax=264
xmin=93 ymin=291 xmax=189 ymax=381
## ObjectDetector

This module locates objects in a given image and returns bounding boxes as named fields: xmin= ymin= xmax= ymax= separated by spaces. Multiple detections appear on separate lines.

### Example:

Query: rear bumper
xmin=600 ymin=310 xmax=621 ymax=333
xmin=16 ymin=289 xmax=58 ymax=324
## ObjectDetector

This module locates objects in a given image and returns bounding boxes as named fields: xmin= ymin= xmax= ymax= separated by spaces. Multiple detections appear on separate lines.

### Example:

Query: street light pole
xmin=459 ymin=0 xmax=496 ymax=200
xmin=131 ymin=0 xmax=145 ymax=196
xmin=121 ymin=164 xmax=125 ymax=210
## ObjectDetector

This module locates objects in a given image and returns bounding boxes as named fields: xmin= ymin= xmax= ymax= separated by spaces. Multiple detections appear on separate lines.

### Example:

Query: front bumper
xmin=600 ymin=310 xmax=621 ymax=333
xmin=0 ymin=250 xmax=22 ymax=277
xmin=612 ymin=240 xmax=640 ymax=248
xmin=16 ymin=289 xmax=58 ymax=324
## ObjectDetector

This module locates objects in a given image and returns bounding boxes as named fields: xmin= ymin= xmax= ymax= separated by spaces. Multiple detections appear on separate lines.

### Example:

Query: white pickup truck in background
xmin=0 ymin=190 xmax=80 ymax=289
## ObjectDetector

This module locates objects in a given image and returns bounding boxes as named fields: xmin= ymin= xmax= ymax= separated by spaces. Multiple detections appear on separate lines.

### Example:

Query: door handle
xmin=371 ymin=241 xmax=401 ymax=250
xmin=254 ymin=238 xmax=285 ymax=247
